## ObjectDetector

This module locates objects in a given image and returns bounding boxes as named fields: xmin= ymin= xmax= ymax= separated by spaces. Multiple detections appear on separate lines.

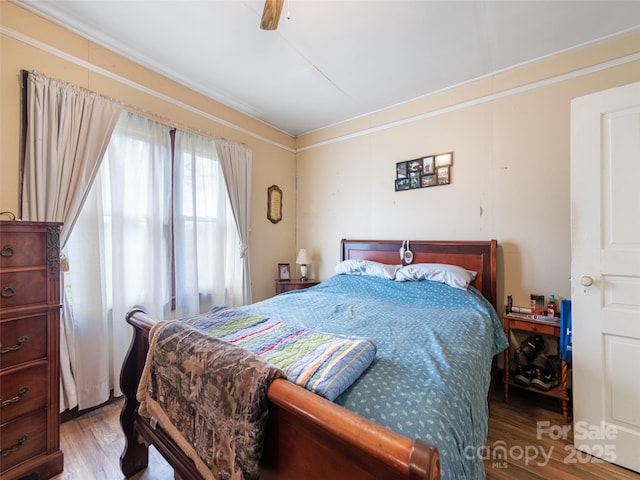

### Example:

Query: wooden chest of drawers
xmin=0 ymin=221 xmax=63 ymax=479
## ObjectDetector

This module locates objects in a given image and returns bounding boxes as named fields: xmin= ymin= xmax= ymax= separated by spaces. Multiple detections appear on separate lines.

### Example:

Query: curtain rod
xmin=24 ymin=70 xmax=247 ymax=148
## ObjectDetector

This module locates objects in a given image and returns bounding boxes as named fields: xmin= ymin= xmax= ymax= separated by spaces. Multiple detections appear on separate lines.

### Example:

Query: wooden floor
xmin=51 ymin=389 xmax=640 ymax=480
xmin=484 ymin=389 xmax=639 ymax=480
xmin=53 ymin=400 xmax=173 ymax=480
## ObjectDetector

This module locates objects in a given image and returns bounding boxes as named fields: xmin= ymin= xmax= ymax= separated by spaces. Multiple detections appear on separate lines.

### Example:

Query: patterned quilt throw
xmin=182 ymin=306 xmax=378 ymax=401
xmin=137 ymin=306 xmax=377 ymax=480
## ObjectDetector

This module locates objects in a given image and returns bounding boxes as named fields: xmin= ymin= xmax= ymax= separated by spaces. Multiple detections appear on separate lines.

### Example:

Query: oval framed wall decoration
xmin=267 ymin=185 xmax=283 ymax=224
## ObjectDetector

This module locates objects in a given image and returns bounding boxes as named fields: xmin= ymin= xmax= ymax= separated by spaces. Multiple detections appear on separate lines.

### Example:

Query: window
xmin=65 ymin=111 xmax=242 ymax=408
xmin=173 ymin=129 xmax=242 ymax=316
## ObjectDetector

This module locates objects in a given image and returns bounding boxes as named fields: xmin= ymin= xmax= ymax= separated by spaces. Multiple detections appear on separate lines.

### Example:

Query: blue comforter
xmin=243 ymin=274 xmax=508 ymax=480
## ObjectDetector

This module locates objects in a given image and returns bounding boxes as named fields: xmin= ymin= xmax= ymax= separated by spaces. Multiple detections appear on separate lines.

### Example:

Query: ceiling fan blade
xmin=260 ymin=0 xmax=284 ymax=30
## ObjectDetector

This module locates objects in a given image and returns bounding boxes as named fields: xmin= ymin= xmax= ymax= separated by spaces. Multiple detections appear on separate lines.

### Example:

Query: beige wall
xmin=296 ymin=30 xmax=640 ymax=311
xmin=3 ymin=2 xmax=640 ymax=311
xmin=0 ymin=1 xmax=297 ymax=302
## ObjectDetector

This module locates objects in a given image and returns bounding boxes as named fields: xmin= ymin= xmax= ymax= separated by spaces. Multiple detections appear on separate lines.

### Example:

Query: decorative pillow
xmin=335 ymin=259 xmax=400 ymax=280
xmin=395 ymin=263 xmax=477 ymax=290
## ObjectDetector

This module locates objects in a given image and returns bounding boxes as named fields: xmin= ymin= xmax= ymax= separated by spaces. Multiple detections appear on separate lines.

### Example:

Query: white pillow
xmin=395 ymin=263 xmax=477 ymax=290
xmin=335 ymin=259 xmax=400 ymax=280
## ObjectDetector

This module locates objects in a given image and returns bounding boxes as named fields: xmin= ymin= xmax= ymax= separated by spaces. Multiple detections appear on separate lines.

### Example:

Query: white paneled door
xmin=571 ymin=81 xmax=640 ymax=472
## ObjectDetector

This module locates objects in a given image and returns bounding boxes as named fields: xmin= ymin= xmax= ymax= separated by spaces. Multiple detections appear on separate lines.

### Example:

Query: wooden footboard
xmin=119 ymin=308 xmax=441 ymax=480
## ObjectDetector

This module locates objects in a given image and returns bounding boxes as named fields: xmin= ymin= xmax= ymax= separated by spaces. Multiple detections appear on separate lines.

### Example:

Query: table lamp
xmin=296 ymin=249 xmax=311 ymax=281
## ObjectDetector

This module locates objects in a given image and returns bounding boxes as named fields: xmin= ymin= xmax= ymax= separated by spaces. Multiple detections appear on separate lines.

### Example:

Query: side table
xmin=503 ymin=312 xmax=570 ymax=423
xmin=275 ymin=278 xmax=319 ymax=295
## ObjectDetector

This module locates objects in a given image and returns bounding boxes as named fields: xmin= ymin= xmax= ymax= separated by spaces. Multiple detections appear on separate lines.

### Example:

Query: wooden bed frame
xmin=119 ymin=239 xmax=497 ymax=480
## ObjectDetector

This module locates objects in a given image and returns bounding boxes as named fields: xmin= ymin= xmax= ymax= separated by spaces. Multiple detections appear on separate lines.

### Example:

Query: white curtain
xmin=216 ymin=139 xmax=253 ymax=304
xmin=21 ymin=71 xmax=121 ymax=411
xmin=174 ymin=131 xmax=243 ymax=316
xmin=66 ymin=112 xmax=172 ymax=409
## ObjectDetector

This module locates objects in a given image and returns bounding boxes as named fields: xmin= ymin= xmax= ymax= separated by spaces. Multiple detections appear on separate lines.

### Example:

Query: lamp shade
xmin=296 ymin=249 xmax=311 ymax=265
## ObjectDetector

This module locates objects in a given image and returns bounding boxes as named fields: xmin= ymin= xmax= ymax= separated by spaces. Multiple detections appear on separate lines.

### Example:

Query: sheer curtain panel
xmin=66 ymin=112 xmax=172 ymax=409
xmin=21 ymin=71 xmax=121 ymax=411
xmin=174 ymin=131 xmax=243 ymax=317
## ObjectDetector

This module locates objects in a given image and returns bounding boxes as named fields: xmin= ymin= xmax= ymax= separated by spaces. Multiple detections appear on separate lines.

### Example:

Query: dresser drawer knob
xmin=0 ymin=244 xmax=14 ymax=257
xmin=1 ymin=284 xmax=15 ymax=297
xmin=1 ymin=386 xmax=29 ymax=407
xmin=0 ymin=335 xmax=29 ymax=354
xmin=0 ymin=435 xmax=28 ymax=457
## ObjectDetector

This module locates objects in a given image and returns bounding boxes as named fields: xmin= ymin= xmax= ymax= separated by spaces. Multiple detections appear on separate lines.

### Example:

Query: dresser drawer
xmin=510 ymin=319 xmax=559 ymax=336
xmin=0 ymin=409 xmax=47 ymax=473
xmin=0 ymin=270 xmax=48 ymax=309
xmin=1 ymin=363 xmax=48 ymax=423
xmin=0 ymin=314 xmax=48 ymax=369
xmin=0 ymin=231 xmax=47 ymax=269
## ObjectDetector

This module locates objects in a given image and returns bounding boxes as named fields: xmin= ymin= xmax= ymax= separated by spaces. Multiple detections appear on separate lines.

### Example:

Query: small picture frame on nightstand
xmin=278 ymin=263 xmax=291 ymax=280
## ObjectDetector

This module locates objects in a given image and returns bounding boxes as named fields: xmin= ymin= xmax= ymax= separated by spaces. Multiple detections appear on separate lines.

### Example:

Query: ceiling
xmin=16 ymin=1 xmax=640 ymax=137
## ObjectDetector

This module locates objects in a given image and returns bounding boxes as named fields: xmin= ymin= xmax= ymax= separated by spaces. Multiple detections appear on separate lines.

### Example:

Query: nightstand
xmin=274 ymin=278 xmax=319 ymax=295
xmin=503 ymin=311 xmax=570 ymax=423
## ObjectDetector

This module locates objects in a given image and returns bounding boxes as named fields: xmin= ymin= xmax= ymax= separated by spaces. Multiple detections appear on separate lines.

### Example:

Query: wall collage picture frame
xmin=395 ymin=152 xmax=453 ymax=191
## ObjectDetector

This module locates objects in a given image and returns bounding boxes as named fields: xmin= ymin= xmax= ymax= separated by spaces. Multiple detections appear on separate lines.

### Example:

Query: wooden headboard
xmin=340 ymin=239 xmax=497 ymax=310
